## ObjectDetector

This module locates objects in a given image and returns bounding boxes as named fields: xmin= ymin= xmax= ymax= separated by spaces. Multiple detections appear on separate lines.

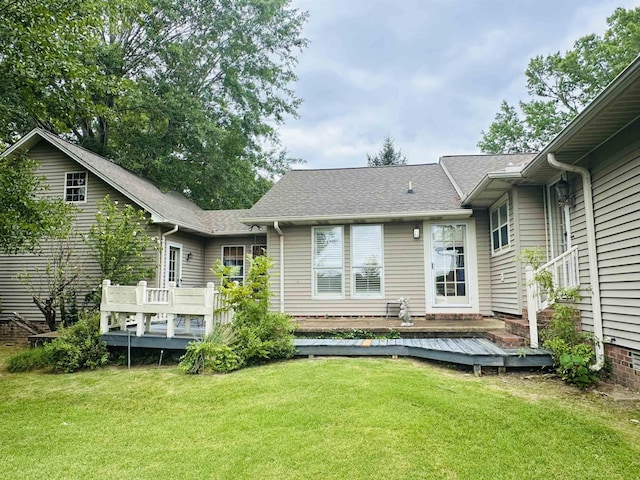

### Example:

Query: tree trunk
xmin=8 ymin=312 xmax=48 ymax=335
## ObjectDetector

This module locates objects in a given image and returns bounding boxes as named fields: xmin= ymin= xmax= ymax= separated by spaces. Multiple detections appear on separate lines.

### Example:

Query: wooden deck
xmin=100 ymin=331 xmax=552 ymax=373
xmin=294 ymin=337 xmax=553 ymax=372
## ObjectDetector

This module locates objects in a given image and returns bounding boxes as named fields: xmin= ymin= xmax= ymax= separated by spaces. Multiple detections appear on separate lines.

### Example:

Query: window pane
xmin=491 ymin=209 xmax=498 ymax=229
xmin=352 ymin=225 xmax=383 ymax=295
xmin=223 ymin=246 xmax=244 ymax=283
xmin=313 ymin=227 xmax=343 ymax=296
xmin=500 ymin=225 xmax=509 ymax=247
xmin=499 ymin=204 xmax=508 ymax=224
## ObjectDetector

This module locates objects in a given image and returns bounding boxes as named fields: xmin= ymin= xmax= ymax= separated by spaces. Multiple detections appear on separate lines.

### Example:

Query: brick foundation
xmin=0 ymin=319 xmax=30 ymax=345
xmin=605 ymin=344 xmax=640 ymax=392
xmin=424 ymin=313 xmax=485 ymax=321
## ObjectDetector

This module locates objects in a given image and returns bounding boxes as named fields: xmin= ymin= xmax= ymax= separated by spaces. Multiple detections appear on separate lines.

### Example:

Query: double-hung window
xmin=313 ymin=226 xmax=343 ymax=297
xmin=351 ymin=225 xmax=384 ymax=297
xmin=222 ymin=246 xmax=244 ymax=284
xmin=65 ymin=171 xmax=87 ymax=202
xmin=490 ymin=198 xmax=510 ymax=252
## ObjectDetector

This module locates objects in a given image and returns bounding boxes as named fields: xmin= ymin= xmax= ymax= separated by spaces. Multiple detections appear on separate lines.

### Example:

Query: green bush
xmin=179 ymin=325 xmax=242 ymax=374
xmin=212 ymin=255 xmax=295 ymax=368
xmin=45 ymin=313 xmax=109 ymax=373
xmin=7 ymin=346 xmax=52 ymax=372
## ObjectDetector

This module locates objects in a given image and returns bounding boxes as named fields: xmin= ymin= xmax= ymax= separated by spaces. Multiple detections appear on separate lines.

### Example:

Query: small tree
xmin=18 ymin=239 xmax=82 ymax=331
xmin=85 ymin=196 xmax=157 ymax=303
xmin=0 ymin=153 xmax=74 ymax=254
xmin=367 ymin=136 xmax=408 ymax=166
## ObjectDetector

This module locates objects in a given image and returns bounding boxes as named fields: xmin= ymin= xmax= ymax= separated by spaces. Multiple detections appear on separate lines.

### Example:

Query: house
xmin=3 ymin=57 xmax=640 ymax=390
xmin=0 ymin=129 xmax=262 ymax=341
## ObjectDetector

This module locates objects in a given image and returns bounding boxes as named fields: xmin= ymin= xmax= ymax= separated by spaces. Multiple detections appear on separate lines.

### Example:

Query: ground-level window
xmin=313 ymin=226 xmax=343 ymax=298
xmin=490 ymin=198 xmax=509 ymax=252
xmin=65 ymin=171 xmax=87 ymax=202
xmin=222 ymin=246 xmax=244 ymax=284
xmin=351 ymin=224 xmax=383 ymax=297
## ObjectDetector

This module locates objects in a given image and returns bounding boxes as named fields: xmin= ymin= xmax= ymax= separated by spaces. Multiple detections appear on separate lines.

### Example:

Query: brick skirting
xmin=605 ymin=344 xmax=640 ymax=392
xmin=0 ymin=319 xmax=30 ymax=345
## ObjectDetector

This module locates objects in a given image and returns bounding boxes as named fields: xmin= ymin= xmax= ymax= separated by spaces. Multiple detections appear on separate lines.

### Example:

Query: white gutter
xmin=273 ymin=221 xmax=285 ymax=313
xmin=240 ymin=209 xmax=473 ymax=225
xmin=547 ymin=153 xmax=604 ymax=370
xmin=160 ymin=225 xmax=179 ymax=288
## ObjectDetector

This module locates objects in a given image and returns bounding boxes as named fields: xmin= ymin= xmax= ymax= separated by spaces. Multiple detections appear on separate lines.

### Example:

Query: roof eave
xmin=461 ymin=171 xmax=523 ymax=206
xmin=240 ymin=209 xmax=474 ymax=226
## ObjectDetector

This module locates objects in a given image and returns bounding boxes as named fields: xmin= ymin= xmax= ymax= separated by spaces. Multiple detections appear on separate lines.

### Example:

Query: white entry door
xmin=430 ymin=224 xmax=469 ymax=306
xmin=166 ymin=242 xmax=182 ymax=287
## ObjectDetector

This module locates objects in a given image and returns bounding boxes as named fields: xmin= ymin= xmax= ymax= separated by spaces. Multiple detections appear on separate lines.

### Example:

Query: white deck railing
xmin=525 ymin=245 xmax=579 ymax=348
xmin=99 ymin=280 xmax=233 ymax=338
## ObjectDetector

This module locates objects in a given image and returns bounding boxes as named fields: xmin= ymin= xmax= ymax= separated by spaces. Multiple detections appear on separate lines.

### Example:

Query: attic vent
xmin=407 ymin=181 xmax=414 ymax=194
xmin=632 ymin=352 xmax=640 ymax=372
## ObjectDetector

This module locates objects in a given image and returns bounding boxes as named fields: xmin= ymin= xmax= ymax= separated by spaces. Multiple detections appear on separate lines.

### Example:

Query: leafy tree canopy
xmin=0 ymin=154 xmax=75 ymax=254
xmin=478 ymin=7 xmax=640 ymax=154
xmin=367 ymin=135 xmax=408 ymax=166
xmin=0 ymin=0 xmax=308 ymax=209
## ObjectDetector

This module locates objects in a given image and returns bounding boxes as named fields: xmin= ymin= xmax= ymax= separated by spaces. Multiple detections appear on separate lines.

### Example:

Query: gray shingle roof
xmin=440 ymin=154 xmax=536 ymax=198
xmin=199 ymin=210 xmax=254 ymax=235
xmin=32 ymin=129 xmax=211 ymax=234
xmin=244 ymin=164 xmax=462 ymax=221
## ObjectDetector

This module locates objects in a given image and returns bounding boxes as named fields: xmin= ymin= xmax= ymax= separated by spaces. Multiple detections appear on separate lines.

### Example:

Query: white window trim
xmin=64 ymin=171 xmax=88 ymax=204
xmin=221 ymin=245 xmax=245 ymax=283
xmin=350 ymin=224 xmax=384 ymax=299
xmin=311 ymin=225 xmax=345 ymax=300
xmin=423 ymin=219 xmax=480 ymax=314
xmin=489 ymin=194 xmax=510 ymax=256
xmin=165 ymin=241 xmax=183 ymax=287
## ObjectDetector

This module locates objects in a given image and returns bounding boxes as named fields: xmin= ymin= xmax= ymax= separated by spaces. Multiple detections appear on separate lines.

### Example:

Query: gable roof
xmin=3 ymin=128 xmax=212 ymax=234
xmin=242 ymin=164 xmax=470 ymax=225
xmin=440 ymin=153 xmax=536 ymax=199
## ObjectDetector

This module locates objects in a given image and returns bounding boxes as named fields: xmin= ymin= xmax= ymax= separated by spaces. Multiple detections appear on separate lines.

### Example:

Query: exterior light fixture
xmin=555 ymin=178 xmax=573 ymax=206
xmin=186 ymin=252 xmax=193 ymax=261
xmin=413 ymin=227 xmax=420 ymax=239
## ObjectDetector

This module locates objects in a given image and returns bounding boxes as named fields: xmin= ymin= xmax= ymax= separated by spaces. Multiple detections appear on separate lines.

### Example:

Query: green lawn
xmin=1 ymin=346 xmax=639 ymax=480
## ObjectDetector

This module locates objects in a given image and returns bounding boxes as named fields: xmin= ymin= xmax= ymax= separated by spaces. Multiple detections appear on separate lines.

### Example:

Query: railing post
xmin=204 ymin=282 xmax=215 ymax=335
xmin=99 ymin=279 xmax=111 ymax=334
xmin=136 ymin=281 xmax=147 ymax=305
xmin=525 ymin=266 xmax=539 ymax=348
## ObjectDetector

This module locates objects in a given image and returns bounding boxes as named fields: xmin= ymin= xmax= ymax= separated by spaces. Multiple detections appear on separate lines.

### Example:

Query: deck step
xmin=486 ymin=330 xmax=525 ymax=348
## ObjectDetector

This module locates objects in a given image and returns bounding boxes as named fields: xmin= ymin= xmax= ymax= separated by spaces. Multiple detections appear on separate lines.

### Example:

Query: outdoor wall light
xmin=413 ymin=227 xmax=421 ymax=239
xmin=555 ymin=178 xmax=574 ymax=207
xmin=186 ymin=252 xmax=193 ymax=261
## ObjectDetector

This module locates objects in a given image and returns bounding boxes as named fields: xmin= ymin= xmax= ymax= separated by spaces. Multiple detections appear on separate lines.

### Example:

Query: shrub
xmin=7 ymin=346 xmax=52 ymax=373
xmin=213 ymin=255 xmax=295 ymax=367
xmin=179 ymin=325 xmax=242 ymax=374
xmin=45 ymin=313 xmax=109 ymax=373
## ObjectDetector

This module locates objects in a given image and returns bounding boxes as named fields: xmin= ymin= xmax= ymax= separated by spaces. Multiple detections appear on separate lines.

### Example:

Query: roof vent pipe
xmin=407 ymin=181 xmax=414 ymax=194
xmin=547 ymin=153 xmax=604 ymax=371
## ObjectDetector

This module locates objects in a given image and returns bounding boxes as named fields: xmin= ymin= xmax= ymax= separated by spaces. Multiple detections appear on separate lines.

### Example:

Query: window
xmin=65 ymin=171 xmax=87 ymax=202
xmin=222 ymin=246 xmax=245 ymax=284
xmin=251 ymin=243 xmax=267 ymax=257
xmin=351 ymin=225 xmax=383 ymax=297
xmin=313 ymin=226 xmax=343 ymax=297
xmin=490 ymin=199 xmax=509 ymax=252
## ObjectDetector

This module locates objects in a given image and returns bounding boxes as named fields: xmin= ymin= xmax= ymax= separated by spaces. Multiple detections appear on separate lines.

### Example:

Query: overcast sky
xmin=280 ymin=0 xmax=638 ymax=170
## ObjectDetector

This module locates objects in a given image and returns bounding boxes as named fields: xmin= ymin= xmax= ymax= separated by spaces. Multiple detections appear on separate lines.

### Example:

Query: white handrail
xmin=525 ymin=246 xmax=580 ymax=348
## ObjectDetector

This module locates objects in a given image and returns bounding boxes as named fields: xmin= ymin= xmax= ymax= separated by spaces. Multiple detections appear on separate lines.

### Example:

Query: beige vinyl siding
xmin=473 ymin=210 xmax=492 ymax=315
xmin=516 ymin=186 xmax=547 ymax=312
xmin=589 ymin=147 xmax=640 ymax=351
xmin=489 ymin=191 xmax=519 ymax=314
xmin=0 ymin=143 xmax=150 ymax=324
xmin=204 ymin=235 xmax=267 ymax=285
xmin=268 ymin=222 xmax=425 ymax=317
xmin=164 ymin=230 xmax=206 ymax=287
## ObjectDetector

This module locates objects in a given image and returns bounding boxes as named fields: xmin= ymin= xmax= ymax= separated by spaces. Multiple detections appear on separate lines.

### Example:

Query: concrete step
xmin=504 ymin=318 xmax=530 ymax=338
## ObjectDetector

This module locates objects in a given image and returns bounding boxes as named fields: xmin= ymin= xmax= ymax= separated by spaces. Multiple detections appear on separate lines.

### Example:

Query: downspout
xmin=273 ymin=221 xmax=285 ymax=313
xmin=160 ymin=225 xmax=179 ymax=288
xmin=547 ymin=153 xmax=604 ymax=370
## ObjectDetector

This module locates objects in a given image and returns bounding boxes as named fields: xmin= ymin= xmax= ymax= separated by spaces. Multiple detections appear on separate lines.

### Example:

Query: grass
xmin=1 ymin=345 xmax=639 ymax=479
